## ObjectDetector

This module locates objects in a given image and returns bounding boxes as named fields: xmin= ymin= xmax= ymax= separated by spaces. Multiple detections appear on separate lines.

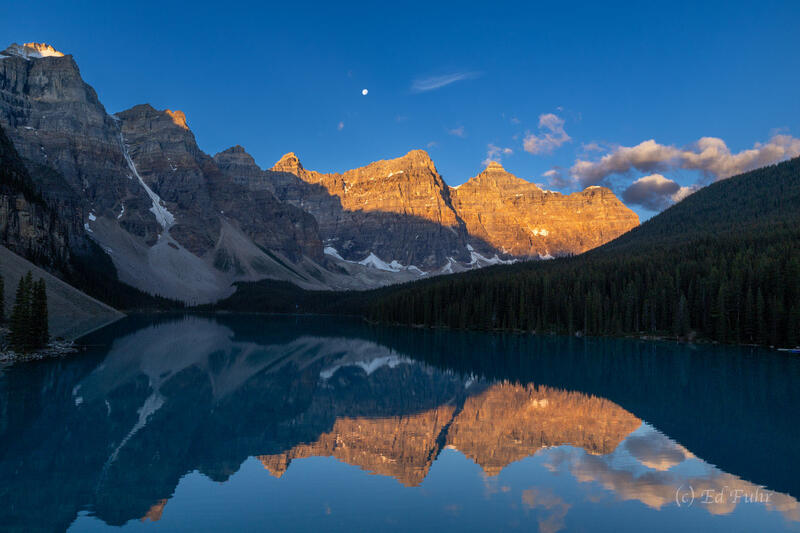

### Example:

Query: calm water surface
xmin=1 ymin=315 xmax=798 ymax=532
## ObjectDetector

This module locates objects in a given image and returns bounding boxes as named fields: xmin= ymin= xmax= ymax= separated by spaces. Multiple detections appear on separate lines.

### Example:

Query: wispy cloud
xmin=542 ymin=167 xmax=570 ymax=189
xmin=411 ymin=71 xmax=481 ymax=93
xmin=426 ymin=141 xmax=438 ymax=148
xmin=523 ymin=113 xmax=571 ymax=155
xmin=482 ymin=143 xmax=513 ymax=167
xmin=448 ymin=126 xmax=466 ymax=138
xmin=581 ymin=141 xmax=605 ymax=153
xmin=337 ymin=121 xmax=344 ymax=131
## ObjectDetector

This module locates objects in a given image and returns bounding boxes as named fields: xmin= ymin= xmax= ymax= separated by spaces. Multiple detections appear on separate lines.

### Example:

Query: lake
xmin=1 ymin=315 xmax=798 ymax=532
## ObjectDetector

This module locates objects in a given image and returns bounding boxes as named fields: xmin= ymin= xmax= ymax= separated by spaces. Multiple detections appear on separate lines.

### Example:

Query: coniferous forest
xmin=4 ymin=271 xmax=49 ymax=352
xmin=366 ymin=158 xmax=800 ymax=347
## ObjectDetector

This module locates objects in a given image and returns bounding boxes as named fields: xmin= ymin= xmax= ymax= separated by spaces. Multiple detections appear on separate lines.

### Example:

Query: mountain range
xmin=0 ymin=42 xmax=638 ymax=306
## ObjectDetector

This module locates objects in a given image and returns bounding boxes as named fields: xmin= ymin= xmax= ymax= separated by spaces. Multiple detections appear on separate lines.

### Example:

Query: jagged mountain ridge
xmin=451 ymin=161 xmax=640 ymax=257
xmin=0 ymin=42 xmax=639 ymax=304
xmin=217 ymin=147 xmax=639 ymax=269
xmin=0 ymin=42 xmax=362 ymax=303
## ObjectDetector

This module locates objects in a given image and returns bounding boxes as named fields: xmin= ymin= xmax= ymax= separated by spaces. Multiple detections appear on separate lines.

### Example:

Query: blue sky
xmin=4 ymin=0 xmax=800 ymax=219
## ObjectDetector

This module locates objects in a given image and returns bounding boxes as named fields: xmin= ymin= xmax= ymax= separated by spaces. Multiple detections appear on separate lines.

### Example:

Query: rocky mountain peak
xmin=117 ymin=104 xmax=187 ymax=127
xmin=213 ymin=145 xmax=259 ymax=170
xmin=397 ymin=149 xmax=435 ymax=171
xmin=272 ymin=152 xmax=304 ymax=174
xmin=1 ymin=42 xmax=65 ymax=60
xmin=450 ymin=162 xmax=639 ymax=258
xmin=116 ymin=103 xmax=157 ymax=119
xmin=220 ymin=145 xmax=246 ymax=154
xmin=467 ymin=161 xmax=536 ymax=190
xmin=581 ymin=185 xmax=613 ymax=195
xmin=165 ymin=109 xmax=188 ymax=130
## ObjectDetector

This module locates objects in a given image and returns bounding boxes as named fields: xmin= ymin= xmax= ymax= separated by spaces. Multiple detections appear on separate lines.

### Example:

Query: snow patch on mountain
xmin=323 ymin=246 xmax=344 ymax=260
xmin=320 ymin=354 xmax=412 ymax=380
xmin=467 ymin=246 xmax=515 ymax=266
xmin=357 ymin=252 xmax=426 ymax=275
xmin=325 ymin=247 xmax=427 ymax=276
xmin=528 ymin=227 xmax=549 ymax=237
xmin=441 ymin=257 xmax=457 ymax=274
xmin=359 ymin=252 xmax=401 ymax=272
xmin=120 ymin=134 xmax=175 ymax=230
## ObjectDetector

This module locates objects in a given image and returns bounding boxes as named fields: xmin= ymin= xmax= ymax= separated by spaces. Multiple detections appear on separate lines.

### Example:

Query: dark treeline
xmin=367 ymin=158 xmax=800 ymax=348
xmin=369 ymin=226 xmax=800 ymax=346
xmin=5 ymin=271 xmax=49 ymax=352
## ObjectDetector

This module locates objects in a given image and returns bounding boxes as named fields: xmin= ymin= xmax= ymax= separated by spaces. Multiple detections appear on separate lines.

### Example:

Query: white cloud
xmin=337 ymin=121 xmax=344 ymax=131
xmin=571 ymin=134 xmax=800 ymax=187
xmin=411 ymin=71 xmax=481 ymax=93
xmin=482 ymin=143 xmax=513 ymax=166
xmin=542 ymin=167 xmax=570 ymax=189
xmin=581 ymin=141 xmax=605 ymax=152
xmin=426 ymin=141 xmax=438 ymax=148
xmin=523 ymin=113 xmax=571 ymax=155
xmin=622 ymin=174 xmax=696 ymax=211
xmin=448 ymin=126 xmax=466 ymax=137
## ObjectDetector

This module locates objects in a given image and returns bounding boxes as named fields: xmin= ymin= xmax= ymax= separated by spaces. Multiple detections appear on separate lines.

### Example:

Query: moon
xmin=361 ymin=89 xmax=368 ymax=96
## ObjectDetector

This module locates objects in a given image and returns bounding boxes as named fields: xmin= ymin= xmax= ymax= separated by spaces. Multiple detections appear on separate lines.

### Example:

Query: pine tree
xmin=9 ymin=272 xmax=32 ymax=351
xmin=0 ymin=273 xmax=4 ymax=323
xmin=674 ymin=293 xmax=690 ymax=337
xmin=31 ymin=279 xmax=48 ymax=347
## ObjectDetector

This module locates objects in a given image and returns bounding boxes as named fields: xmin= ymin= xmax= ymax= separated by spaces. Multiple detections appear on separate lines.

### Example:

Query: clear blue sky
xmin=4 ymin=0 xmax=800 ymax=219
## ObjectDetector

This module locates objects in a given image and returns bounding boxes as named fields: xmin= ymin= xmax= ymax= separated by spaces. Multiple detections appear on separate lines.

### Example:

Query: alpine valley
xmin=0 ymin=42 xmax=638 ymax=311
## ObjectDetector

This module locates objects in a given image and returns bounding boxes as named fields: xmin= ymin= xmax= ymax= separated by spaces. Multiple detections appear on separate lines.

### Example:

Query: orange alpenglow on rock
xmin=0 ymin=42 xmax=65 ymax=59
xmin=261 ymin=148 xmax=640 ymax=269
xmin=165 ymin=109 xmax=189 ymax=130
xmin=450 ymin=160 xmax=640 ymax=257
xmin=256 ymin=383 xmax=641 ymax=486
xmin=140 ymin=499 xmax=168 ymax=522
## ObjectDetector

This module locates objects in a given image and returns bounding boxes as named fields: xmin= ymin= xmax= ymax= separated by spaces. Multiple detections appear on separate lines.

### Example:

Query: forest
xmin=0 ymin=271 xmax=49 ymax=352
xmin=366 ymin=157 xmax=800 ymax=347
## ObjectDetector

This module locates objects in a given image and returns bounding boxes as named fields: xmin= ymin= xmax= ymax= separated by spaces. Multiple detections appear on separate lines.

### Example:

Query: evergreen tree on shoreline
xmin=8 ymin=271 xmax=48 ymax=352
xmin=0 ymin=273 xmax=4 ymax=323
xmin=10 ymin=273 xmax=31 ymax=350
xmin=31 ymin=279 xmax=48 ymax=347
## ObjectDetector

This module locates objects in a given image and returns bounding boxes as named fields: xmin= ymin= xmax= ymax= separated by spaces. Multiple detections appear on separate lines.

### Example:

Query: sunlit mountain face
xmin=0 ymin=316 xmax=798 ymax=532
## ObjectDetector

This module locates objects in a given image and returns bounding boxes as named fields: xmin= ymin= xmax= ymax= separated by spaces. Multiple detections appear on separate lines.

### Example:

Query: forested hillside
xmin=366 ymin=158 xmax=800 ymax=347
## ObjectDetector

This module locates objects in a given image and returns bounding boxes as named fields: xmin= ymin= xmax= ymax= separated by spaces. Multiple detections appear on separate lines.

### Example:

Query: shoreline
xmin=0 ymin=339 xmax=79 ymax=364
xmin=120 ymin=310 xmax=800 ymax=353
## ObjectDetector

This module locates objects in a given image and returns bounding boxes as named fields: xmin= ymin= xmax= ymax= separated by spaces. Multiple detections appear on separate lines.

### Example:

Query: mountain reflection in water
xmin=0 ymin=315 xmax=798 ymax=532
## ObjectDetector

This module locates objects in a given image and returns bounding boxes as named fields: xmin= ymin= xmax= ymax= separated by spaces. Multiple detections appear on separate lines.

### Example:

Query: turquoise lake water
xmin=1 ymin=314 xmax=798 ymax=532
